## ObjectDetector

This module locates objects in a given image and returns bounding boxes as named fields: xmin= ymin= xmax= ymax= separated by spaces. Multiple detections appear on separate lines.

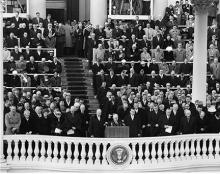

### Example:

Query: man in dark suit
xmin=149 ymin=59 xmax=159 ymax=74
xmin=88 ymin=109 xmax=106 ymax=137
xmin=128 ymin=34 xmax=139 ymax=50
xmin=148 ymin=70 xmax=158 ymax=88
xmin=179 ymin=109 xmax=197 ymax=134
xmin=169 ymin=70 xmax=180 ymax=87
xmin=96 ymin=69 xmax=107 ymax=89
xmin=106 ymin=69 xmax=118 ymax=88
xmin=6 ymin=32 xmax=18 ymax=48
xmin=112 ymin=25 xmax=123 ymax=39
xmin=148 ymin=104 xmax=161 ymax=136
xmin=50 ymin=57 xmax=62 ymax=74
xmin=128 ymin=68 xmax=139 ymax=87
xmin=32 ymin=12 xmax=44 ymax=25
xmin=117 ymin=70 xmax=129 ymax=87
xmin=11 ymin=46 xmax=22 ymax=61
xmin=26 ymin=56 xmax=38 ymax=73
xmin=182 ymin=0 xmax=193 ymax=15
xmin=32 ymin=46 xmax=48 ymax=61
xmin=97 ymin=82 xmax=108 ymax=108
xmin=63 ymin=93 xmax=74 ymax=109
xmin=29 ymin=24 xmax=41 ymax=39
xmin=157 ymin=69 xmax=168 ymax=87
xmin=124 ymin=108 xmax=142 ymax=137
xmin=43 ymin=14 xmax=54 ymax=28
xmin=10 ymin=11 xmax=23 ymax=28
xmin=159 ymin=108 xmax=177 ymax=136
xmin=87 ymin=33 xmax=98 ymax=68
xmin=19 ymin=110 xmax=36 ymax=134
xmin=62 ymin=105 xmax=83 ymax=137
xmin=23 ymin=46 xmax=33 ymax=60
xmin=152 ymin=31 xmax=164 ymax=49
xmin=128 ymin=44 xmax=140 ymax=61
xmin=171 ymin=103 xmax=184 ymax=134
xmin=32 ymin=32 xmax=45 ymax=48
xmin=50 ymin=108 xmax=65 ymax=136
xmin=117 ymin=100 xmax=130 ymax=121
xmin=139 ymin=35 xmax=151 ymax=50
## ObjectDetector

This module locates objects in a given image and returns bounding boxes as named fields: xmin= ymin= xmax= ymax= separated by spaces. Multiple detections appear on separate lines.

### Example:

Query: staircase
xmin=62 ymin=57 xmax=99 ymax=116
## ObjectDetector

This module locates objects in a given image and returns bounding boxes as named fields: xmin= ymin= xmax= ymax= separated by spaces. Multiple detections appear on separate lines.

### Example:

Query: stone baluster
xmin=138 ymin=142 xmax=144 ymax=164
xmin=190 ymin=139 xmax=196 ymax=160
xmin=215 ymin=138 xmax=220 ymax=159
xmin=208 ymin=138 xmax=214 ymax=159
xmin=59 ymin=141 xmax=65 ymax=163
xmin=39 ymin=140 xmax=46 ymax=162
xmin=6 ymin=139 xmax=12 ymax=162
xmin=151 ymin=142 xmax=156 ymax=163
xmin=164 ymin=141 xmax=169 ymax=162
xmin=87 ymin=142 xmax=93 ymax=165
xmin=174 ymin=141 xmax=180 ymax=161
xmin=52 ymin=141 xmax=58 ymax=163
xmin=179 ymin=140 xmax=185 ymax=160
xmin=73 ymin=142 xmax=79 ymax=165
xmin=13 ymin=140 xmax=19 ymax=161
xmin=33 ymin=140 xmax=39 ymax=162
xmin=185 ymin=139 xmax=190 ymax=160
xmin=94 ymin=142 xmax=101 ymax=165
xmin=196 ymin=138 xmax=202 ymax=159
xmin=132 ymin=143 xmax=137 ymax=165
xmin=80 ymin=142 xmax=86 ymax=165
xmin=145 ymin=142 xmax=150 ymax=163
xmin=169 ymin=141 xmax=175 ymax=162
xmin=26 ymin=140 xmax=33 ymax=161
xmin=20 ymin=140 xmax=26 ymax=161
xmin=157 ymin=142 xmax=162 ymax=163
xmin=202 ymin=139 xmax=207 ymax=159
xmin=46 ymin=141 xmax=52 ymax=163
xmin=102 ymin=143 xmax=108 ymax=165
xmin=66 ymin=142 xmax=72 ymax=164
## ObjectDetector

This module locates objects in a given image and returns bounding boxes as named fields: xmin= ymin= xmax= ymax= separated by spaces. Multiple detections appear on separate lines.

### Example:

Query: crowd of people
xmin=3 ymin=0 xmax=220 ymax=137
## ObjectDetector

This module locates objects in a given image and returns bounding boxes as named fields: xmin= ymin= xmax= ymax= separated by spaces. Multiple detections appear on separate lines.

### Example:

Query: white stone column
xmin=29 ymin=0 xmax=46 ymax=19
xmin=90 ymin=0 xmax=107 ymax=26
xmin=153 ymin=0 xmax=168 ymax=20
xmin=0 ymin=0 xmax=5 ymax=166
xmin=85 ymin=0 xmax=90 ymax=20
xmin=192 ymin=0 xmax=214 ymax=105
xmin=79 ymin=0 xmax=86 ymax=21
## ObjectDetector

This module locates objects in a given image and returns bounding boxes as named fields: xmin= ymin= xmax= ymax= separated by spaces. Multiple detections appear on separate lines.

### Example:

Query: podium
xmin=105 ymin=126 xmax=129 ymax=138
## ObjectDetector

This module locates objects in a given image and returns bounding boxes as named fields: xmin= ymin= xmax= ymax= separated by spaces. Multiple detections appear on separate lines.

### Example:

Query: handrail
xmin=2 ymin=134 xmax=220 ymax=172
xmin=2 ymin=133 xmax=219 ymax=143
xmin=6 ymin=73 xmax=55 ymax=76
xmin=7 ymin=48 xmax=57 ymax=57
xmin=4 ymin=87 xmax=62 ymax=90
xmin=101 ymin=61 xmax=197 ymax=64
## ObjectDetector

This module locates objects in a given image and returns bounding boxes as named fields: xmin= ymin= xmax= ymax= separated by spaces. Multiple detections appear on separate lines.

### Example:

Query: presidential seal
xmin=106 ymin=144 xmax=132 ymax=168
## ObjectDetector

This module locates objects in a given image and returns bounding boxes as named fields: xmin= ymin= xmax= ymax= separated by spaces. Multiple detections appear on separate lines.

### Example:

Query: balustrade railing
xmin=2 ymin=134 xmax=220 ymax=172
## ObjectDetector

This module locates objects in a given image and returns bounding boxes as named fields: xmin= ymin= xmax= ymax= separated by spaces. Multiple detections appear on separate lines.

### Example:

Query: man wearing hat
xmin=208 ymin=102 xmax=220 ymax=133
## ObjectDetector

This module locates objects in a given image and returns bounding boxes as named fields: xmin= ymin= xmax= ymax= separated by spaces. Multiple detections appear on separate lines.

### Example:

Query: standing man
xmin=32 ymin=12 xmax=44 ymax=25
xmin=88 ymin=109 xmax=106 ymax=137
xmin=124 ymin=108 xmax=142 ymax=137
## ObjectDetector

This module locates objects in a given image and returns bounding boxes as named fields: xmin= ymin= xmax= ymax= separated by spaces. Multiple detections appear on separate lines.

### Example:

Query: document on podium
xmin=55 ymin=128 xmax=62 ymax=134
xmin=165 ymin=126 xmax=172 ymax=134
xmin=67 ymin=129 xmax=75 ymax=135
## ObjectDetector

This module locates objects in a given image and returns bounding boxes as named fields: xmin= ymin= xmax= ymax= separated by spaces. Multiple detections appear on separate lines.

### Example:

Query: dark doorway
xmin=46 ymin=9 xmax=65 ymax=23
